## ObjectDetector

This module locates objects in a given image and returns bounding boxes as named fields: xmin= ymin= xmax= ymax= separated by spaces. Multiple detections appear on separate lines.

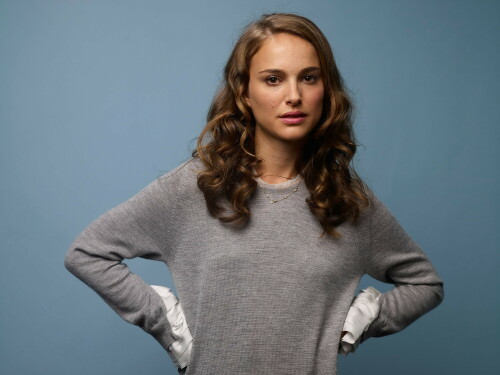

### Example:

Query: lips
xmin=279 ymin=111 xmax=307 ymax=124
xmin=280 ymin=111 xmax=306 ymax=118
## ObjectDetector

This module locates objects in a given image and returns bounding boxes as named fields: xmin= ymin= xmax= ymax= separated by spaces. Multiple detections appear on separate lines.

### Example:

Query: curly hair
xmin=192 ymin=13 xmax=369 ymax=237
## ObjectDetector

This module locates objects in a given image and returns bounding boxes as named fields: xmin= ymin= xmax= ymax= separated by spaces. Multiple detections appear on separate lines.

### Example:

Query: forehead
xmin=250 ymin=33 xmax=320 ymax=72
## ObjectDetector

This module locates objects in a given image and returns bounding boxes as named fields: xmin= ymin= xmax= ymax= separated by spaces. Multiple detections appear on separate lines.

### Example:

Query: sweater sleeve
xmin=360 ymin=192 xmax=444 ymax=342
xmin=64 ymin=176 xmax=179 ymax=353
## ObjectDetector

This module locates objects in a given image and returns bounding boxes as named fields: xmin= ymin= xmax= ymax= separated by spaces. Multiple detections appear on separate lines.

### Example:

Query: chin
xmin=276 ymin=131 xmax=312 ymax=144
xmin=281 ymin=126 xmax=315 ymax=140
xmin=255 ymin=121 xmax=316 ymax=146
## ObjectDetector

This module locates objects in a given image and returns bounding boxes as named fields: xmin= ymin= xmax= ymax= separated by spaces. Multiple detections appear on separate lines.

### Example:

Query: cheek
xmin=249 ymin=85 xmax=282 ymax=111
xmin=307 ymin=87 xmax=324 ymax=109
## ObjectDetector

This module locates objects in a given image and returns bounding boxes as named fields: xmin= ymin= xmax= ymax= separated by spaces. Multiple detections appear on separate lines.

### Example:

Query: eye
xmin=303 ymin=75 xmax=318 ymax=83
xmin=265 ymin=76 xmax=281 ymax=85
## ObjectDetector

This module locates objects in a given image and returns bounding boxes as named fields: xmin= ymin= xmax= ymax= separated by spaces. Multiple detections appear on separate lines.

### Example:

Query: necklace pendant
xmin=258 ymin=181 xmax=300 ymax=205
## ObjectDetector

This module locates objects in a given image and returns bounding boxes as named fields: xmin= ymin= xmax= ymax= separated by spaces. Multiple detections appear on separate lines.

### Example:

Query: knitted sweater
xmin=64 ymin=158 xmax=444 ymax=375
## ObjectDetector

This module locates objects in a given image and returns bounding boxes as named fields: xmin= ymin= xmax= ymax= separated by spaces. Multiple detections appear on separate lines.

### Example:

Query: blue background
xmin=1 ymin=1 xmax=498 ymax=374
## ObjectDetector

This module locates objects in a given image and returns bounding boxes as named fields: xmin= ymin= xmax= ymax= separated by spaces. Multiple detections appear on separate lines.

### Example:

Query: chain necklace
xmin=259 ymin=174 xmax=295 ymax=180
xmin=258 ymin=183 xmax=299 ymax=204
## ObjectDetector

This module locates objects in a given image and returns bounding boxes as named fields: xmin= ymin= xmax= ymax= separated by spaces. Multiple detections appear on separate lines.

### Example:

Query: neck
xmin=255 ymin=136 xmax=304 ymax=184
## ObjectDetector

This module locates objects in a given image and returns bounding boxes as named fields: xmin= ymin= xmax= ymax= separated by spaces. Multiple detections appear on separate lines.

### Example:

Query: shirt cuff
xmin=339 ymin=286 xmax=381 ymax=356
xmin=150 ymin=285 xmax=193 ymax=369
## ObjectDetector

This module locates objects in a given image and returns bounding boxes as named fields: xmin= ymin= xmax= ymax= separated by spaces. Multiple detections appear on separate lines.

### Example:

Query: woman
xmin=65 ymin=13 xmax=444 ymax=374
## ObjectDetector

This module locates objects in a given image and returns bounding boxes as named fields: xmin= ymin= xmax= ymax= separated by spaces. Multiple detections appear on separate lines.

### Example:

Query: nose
xmin=285 ymin=80 xmax=301 ymax=106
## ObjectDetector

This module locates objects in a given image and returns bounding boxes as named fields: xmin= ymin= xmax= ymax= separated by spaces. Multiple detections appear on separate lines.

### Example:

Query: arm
xmin=64 ymin=177 xmax=179 ymax=353
xmin=360 ymin=192 xmax=444 ymax=342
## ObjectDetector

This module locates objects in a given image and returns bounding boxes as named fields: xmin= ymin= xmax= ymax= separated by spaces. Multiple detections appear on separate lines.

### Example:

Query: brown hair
xmin=193 ymin=13 xmax=369 ymax=237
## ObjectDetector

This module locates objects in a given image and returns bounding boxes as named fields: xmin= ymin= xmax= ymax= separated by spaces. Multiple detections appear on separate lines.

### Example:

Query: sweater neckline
xmin=254 ymin=174 xmax=302 ymax=190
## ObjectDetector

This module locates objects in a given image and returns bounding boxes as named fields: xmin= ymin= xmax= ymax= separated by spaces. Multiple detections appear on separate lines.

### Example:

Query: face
xmin=245 ymin=32 xmax=324 ymax=149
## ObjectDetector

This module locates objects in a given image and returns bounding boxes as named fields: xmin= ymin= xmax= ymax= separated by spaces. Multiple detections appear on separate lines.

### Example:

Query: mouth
xmin=279 ymin=111 xmax=307 ymax=125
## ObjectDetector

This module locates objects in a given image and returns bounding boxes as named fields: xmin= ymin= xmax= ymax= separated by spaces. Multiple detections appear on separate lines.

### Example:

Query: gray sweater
xmin=65 ymin=158 xmax=444 ymax=375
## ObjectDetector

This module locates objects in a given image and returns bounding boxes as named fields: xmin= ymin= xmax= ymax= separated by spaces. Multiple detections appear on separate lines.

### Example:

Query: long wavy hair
xmin=193 ymin=13 xmax=369 ymax=237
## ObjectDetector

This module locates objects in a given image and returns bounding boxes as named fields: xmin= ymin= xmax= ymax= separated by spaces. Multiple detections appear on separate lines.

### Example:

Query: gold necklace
xmin=258 ymin=183 xmax=299 ymax=204
xmin=259 ymin=174 xmax=296 ymax=181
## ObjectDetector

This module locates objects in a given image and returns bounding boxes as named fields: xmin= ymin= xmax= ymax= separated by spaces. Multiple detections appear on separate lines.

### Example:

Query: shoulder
xmin=356 ymin=187 xmax=417 ymax=248
xmin=157 ymin=157 xmax=201 ymax=184
xmin=352 ymin=186 xmax=395 ymax=232
xmin=357 ymin=185 xmax=388 ymax=217
xmin=151 ymin=157 xmax=203 ymax=201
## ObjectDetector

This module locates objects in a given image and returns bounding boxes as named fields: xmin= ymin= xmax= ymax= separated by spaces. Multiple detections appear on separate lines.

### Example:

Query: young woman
xmin=65 ymin=13 xmax=444 ymax=375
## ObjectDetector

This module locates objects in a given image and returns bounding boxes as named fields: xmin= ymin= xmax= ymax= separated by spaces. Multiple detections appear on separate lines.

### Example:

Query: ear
xmin=243 ymin=90 xmax=251 ymax=108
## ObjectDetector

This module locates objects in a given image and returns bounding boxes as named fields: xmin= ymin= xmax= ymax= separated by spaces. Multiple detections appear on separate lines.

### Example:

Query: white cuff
xmin=150 ymin=285 xmax=193 ymax=369
xmin=339 ymin=286 xmax=381 ymax=356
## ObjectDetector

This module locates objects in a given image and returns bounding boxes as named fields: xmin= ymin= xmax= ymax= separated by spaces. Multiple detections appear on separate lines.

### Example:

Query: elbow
xmin=434 ymin=281 xmax=445 ymax=306
xmin=423 ymin=281 xmax=444 ymax=313
xmin=64 ymin=244 xmax=85 ymax=277
xmin=64 ymin=247 xmax=78 ymax=275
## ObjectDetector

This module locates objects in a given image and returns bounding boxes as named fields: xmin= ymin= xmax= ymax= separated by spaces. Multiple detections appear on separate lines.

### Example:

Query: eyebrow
xmin=257 ymin=67 xmax=321 ymax=74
